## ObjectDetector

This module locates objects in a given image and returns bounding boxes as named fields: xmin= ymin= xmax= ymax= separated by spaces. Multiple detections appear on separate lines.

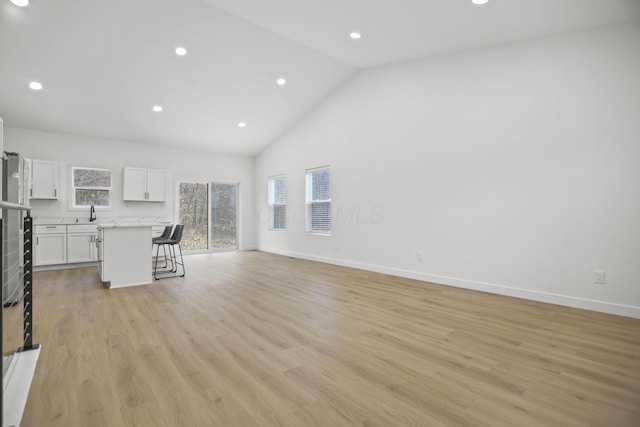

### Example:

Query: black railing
xmin=1 ymin=202 xmax=38 ymax=426
xmin=19 ymin=212 xmax=35 ymax=352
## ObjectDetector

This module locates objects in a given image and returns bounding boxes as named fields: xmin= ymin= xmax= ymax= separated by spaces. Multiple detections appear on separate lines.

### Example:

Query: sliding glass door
xmin=178 ymin=182 xmax=209 ymax=251
xmin=210 ymin=183 xmax=237 ymax=249
xmin=178 ymin=180 xmax=238 ymax=252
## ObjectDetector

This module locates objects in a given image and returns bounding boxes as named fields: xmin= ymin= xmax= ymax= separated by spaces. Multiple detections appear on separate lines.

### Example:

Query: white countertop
xmin=98 ymin=223 xmax=163 ymax=229
xmin=34 ymin=216 xmax=171 ymax=226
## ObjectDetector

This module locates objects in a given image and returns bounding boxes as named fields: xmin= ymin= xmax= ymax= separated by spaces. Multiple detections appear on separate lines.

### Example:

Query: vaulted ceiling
xmin=1 ymin=0 xmax=639 ymax=156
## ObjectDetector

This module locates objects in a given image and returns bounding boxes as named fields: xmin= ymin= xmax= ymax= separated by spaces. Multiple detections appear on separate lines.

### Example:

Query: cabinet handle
xmin=46 ymin=226 xmax=56 ymax=229
xmin=36 ymin=237 xmax=39 ymax=245
xmin=30 ymin=188 xmax=33 ymax=197
xmin=54 ymin=189 xmax=57 ymax=197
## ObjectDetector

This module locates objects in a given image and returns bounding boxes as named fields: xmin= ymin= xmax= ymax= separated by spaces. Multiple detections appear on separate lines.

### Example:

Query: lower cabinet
xmin=67 ymin=233 xmax=98 ymax=263
xmin=34 ymin=226 xmax=67 ymax=266
xmin=34 ymin=224 xmax=99 ymax=266
xmin=67 ymin=224 xmax=98 ymax=263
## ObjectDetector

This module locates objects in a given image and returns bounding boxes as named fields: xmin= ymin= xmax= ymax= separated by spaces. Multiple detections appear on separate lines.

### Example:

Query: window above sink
xmin=69 ymin=166 xmax=114 ymax=211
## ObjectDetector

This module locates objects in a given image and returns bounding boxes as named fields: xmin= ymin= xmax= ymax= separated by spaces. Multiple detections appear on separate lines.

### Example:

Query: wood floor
xmin=9 ymin=251 xmax=640 ymax=426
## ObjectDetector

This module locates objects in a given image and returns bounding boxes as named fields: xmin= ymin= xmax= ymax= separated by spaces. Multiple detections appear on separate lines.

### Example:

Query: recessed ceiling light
xmin=29 ymin=81 xmax=43 ymax=91
xmin=152 ymin=105 xmax=163 ymax=112
xmin=349 ymin=32 xmax=362 ymax=40
xmin=238 ymin=122 xmax=246 ymax=128
xmin=175 ymin=46 xmax=187 ymax=56
xmin=471 ymin=0 xmax=488 ymax=4
xmin=276 ymin=77 xmax=286 ymax=86
xmin=10 ymin=0 xmax=29 ymax=7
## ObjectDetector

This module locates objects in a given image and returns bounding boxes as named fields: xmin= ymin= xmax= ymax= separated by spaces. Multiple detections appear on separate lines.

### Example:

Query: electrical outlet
xmin=594 ymin=270 xmax=605 ymax=285
xmin=417 ymin=252 xmax=423 ymax=262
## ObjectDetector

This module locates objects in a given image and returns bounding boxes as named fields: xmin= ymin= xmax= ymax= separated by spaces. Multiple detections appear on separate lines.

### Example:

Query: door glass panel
xmin=178 ymin=182 xmax=209 ymax=251
xmin=210 ymin=183 xmax=237 ymax=249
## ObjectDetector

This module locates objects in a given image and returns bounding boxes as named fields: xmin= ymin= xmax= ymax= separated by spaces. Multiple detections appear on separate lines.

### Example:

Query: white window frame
xmin=69 ymin=166 xmax=114 ymax=211
xmin=305 ymin=166 xmax=331 ymax=236
xmin=268 ymin=175 xmax=287 ymax=231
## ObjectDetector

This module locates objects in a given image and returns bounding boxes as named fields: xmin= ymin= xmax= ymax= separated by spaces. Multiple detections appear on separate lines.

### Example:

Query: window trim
xmin=268 ymin=175 xmax=287 ymax=231
xmin=305 ymin=166 xmax=331 ymax=236
xmin=69 ymin=166 xmax=114 ymax=211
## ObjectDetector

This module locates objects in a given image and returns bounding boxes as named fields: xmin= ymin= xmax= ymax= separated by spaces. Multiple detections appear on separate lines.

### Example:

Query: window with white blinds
xmin=268 ymin=175 xmax=287 ymax=230
xmin=305 ymin=167 xmax=331 ymax=235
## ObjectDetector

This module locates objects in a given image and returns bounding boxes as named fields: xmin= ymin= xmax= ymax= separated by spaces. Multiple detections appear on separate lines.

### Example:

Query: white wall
xmin=5 ymin=127 xmax=256 ymax=250
xmin=256 ymin=23 xmax=640 ymax=318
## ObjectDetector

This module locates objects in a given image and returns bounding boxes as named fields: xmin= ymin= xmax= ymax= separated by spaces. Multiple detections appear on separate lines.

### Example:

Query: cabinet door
xmin=68 ymin=233 xmax=97 ymax=263
xmin=31 ymin=160 xmax=58 ymax=199
xmin=35 ymin=234 xmax=67 ymax=265
xmin=146 ymin=169 xmax=166 ymax=202
xmin=91 ymin=233 xmax=98 ymax=261
xmin=122 ymin=167 xmax=147 ymax=201
xmin=97 ymin=229 xmax=105 ymax=281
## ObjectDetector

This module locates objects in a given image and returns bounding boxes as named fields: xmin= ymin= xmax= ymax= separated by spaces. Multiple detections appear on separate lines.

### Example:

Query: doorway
xmin=177 ymin=181 xmax=238 ymax=252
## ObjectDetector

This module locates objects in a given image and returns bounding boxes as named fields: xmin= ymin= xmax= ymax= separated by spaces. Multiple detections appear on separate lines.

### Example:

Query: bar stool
xmin=153 ymin=224 xmax=185 ymax=280
xmin=152 ymin=225 xmax=173 ymax=269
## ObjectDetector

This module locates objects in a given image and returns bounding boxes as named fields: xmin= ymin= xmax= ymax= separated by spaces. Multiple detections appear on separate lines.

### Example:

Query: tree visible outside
xmin=75 ymin=189 xmax=110 ymax=206
xmin=178 ymin=182 xmax=237 ymax=251
xmin=211 ymin=183 xmax=237 ymax=249
xmin=73 ymin=169 xmax=111 ymax=187
xmin=72 ymin=167 xmax=112 ymax=207
xmin=179 ymin=183 xmax=208 ymax=251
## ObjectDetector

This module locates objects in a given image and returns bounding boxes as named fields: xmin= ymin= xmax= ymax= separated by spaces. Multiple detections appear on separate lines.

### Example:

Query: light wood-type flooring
xmin=8 ymin=251 xmax=640 ymax=426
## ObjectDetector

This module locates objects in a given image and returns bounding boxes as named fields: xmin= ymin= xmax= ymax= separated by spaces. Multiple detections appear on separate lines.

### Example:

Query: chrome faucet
xmin=89 ymin=205 xmax=96 ymax=222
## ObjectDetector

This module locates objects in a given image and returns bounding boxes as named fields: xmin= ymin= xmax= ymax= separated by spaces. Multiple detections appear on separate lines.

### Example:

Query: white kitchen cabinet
xmin=122 ymin=167 xmax=167 ymax=202
xmin=31 ymin=159 xmax=58 ymax=199
xmin=122 ymin=167 xmax=146 ymax=200
xmin=67 ymin=224 xmax=98 ymax=263
xmin=145 ymin=169 xmax=166 ymax=202
xmin=34 ymin=225 xmax=67 ymax=265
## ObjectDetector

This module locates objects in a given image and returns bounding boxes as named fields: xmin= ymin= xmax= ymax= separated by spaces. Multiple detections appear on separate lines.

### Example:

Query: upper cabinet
xmin=31 ymin=159 xmax=58 ymax=200
xmin=122 ymin=167 xmax=167 ymax=202
xmin=145 ymin=169 xmax=166 ymax=202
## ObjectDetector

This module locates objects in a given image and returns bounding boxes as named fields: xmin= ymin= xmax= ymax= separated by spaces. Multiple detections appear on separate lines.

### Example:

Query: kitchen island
xmin=97 ymin=223 xmax=154 ymax=288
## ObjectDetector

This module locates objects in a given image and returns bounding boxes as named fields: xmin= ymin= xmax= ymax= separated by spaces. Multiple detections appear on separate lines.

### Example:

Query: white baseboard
xmin=258 ymin=246 xmax=640 ymax=319
xmin=34 ymin=262 xmax=96 ymax=272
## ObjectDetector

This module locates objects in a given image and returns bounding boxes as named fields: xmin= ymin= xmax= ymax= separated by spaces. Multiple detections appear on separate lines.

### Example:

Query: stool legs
xmin=153 ymin=242 xmax=185 ymax=280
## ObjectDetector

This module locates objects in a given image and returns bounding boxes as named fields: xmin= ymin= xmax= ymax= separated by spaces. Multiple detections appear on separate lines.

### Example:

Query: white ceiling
xmin=1 ymin=0 xmax=639 ymax=157
xmin=205 ymin=0 xmax=640 ymax=68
